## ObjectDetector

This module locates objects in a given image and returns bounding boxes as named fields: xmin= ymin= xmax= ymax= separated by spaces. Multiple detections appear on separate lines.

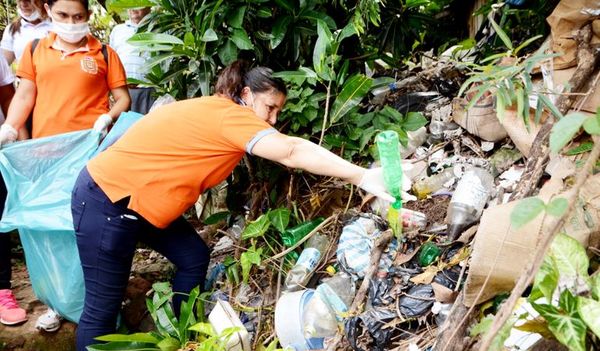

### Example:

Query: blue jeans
xmin=72 ymin=167 xmax=209 ymax=350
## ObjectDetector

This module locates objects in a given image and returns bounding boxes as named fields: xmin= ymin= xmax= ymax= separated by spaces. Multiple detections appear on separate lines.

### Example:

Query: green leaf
xmin=178 ymin=286 xmax=199 ymax=343
xmin=203 ymin=211 xmax=229 ymax=225
xmin=86 ymin=342 xmax=159 ymax=351
xmin=270 ymin=16 xmax=291 ymax=49
xmin=231 ymin=28 xmax=253 ymax=50
xmin=200 ymin=28 xmax=218 ymax=42
xmin=183 ymin=32 xmax=195 ymax=47
xmin=312 ymin=20 xmax=332 ymax=80
xmin=359 ymin=126 xmax=376 ymax=151
xmin=578 ymin=297 xmax=600 ymax=338
xmin=403 ymin=112 xmax=427 ymax=131
xmin=241 ymin=246 xmax=262 ymax=283
xmin=496 ymin=93 xmax=506 ymax=121
xmin=546 ymin=197 xmax=568 ymax=217
xmin=95 ymin=334 xmax=159 ymax=344
xmin=550 ymin=233 xmax=589 ymax=288
xmin=592 ymin=274 xmax=600 ymax=300
xmin=267 ymin=208 xmax=291 ymax=233
xmin=128 ymin=33 xmax=183 ymax=46
xmin=514 ymin=35 xmax=543 ymax=55
xmin=533 ymin=301 xmax=587 ymax=351
xmin=107 ymin=0 xmax=154 ymax=12
xmin=583 ymin=113 xmax=600 ymax=135
xmin=241 ymin=214 xmax=270 ymax=240
xmin=299 ymin=10 xmax=336 ymax=29
xmin=156 ymin=337 xmax=180 ymax=351
xmin=532 ymin=254 xmax=559 ymax=303
xmin=228 ymin=6 xmax=246 ymax=28
xmin=539 ymin=93 xmax=564 ymax=120
xmin=470 ymin=314 xmax=493 ymax=337
xmin=330 ymin=74 xmax=373 ymax=124
xmin=217 ymin=40 xmax=238 ymax=66
xmin=565 ymin=141 xmax=593 ymax=156
xmin=489 ymin=16 xmax=513 ymax=50
xmin=510 ymin=197 xmax=545 ymax=229
xmin=189 ymin=322 xmax=216 ymax=336
xmin=549 ymin=113 xmax=587 ymax=153
xmin=469 ymin=314 xmax=513 ymax=351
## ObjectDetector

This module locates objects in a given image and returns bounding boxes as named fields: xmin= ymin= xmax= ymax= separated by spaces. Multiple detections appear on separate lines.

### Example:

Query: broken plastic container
xmin=275 ymin=290 xmax=324 ymax=350
xmin=303 ymin=272 xmax=355 ymax=338
xmin=208 ymin=300 xmax=251 ymax=351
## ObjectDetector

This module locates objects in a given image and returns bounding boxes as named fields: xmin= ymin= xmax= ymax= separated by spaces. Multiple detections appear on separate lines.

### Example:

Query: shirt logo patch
xmin=80 ymin=56 xmax=98 ymax=75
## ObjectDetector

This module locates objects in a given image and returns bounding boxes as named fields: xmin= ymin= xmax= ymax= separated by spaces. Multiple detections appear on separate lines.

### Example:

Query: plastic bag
xmin=0 ymin=112 xmax=144 ymax=322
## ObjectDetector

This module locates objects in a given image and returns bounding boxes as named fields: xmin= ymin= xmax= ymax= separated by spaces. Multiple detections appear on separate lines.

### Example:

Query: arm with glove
xmin=251 ymin=132 xmax=409 ymax=202
xmin=93 ymin=86 xmax=131 ymax=135
xmin=1 ymin=79 xmax=36 ymax=147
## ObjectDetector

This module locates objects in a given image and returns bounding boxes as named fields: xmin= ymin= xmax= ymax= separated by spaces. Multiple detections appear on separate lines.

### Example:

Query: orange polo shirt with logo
xmin=87 ymin=96 xmax=277 ymax=228
xmin=17 ymin=32 xmax=127 ymax=138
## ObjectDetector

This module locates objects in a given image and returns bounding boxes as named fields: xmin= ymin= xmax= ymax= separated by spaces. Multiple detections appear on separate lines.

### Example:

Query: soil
xmin=404 ymin=194 xmax=451 ymax=224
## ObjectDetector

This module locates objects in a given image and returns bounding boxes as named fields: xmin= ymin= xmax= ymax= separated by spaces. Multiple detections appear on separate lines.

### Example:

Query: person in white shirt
xmin=109 ymin=7 xmax=155 ymax=114
xmin=1 ymin=0 xmax=52 ymax=65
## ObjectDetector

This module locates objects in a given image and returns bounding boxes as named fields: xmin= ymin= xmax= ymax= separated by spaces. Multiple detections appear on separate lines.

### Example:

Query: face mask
xmin=238 ymin=90 xmax=256 ymax=108
xmin=18 ymin=8 xmax=40 ymax=22
xmin=49 ymin=14 xmax=89 ymax=43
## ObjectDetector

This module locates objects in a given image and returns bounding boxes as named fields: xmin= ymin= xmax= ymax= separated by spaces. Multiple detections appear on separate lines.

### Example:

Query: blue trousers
xmin=72 ymin=167 xmax=210 ymax=350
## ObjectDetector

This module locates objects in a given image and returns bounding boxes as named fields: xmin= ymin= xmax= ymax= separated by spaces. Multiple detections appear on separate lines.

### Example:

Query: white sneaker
xmin=35 ymin=308 xmax=61 ymax=332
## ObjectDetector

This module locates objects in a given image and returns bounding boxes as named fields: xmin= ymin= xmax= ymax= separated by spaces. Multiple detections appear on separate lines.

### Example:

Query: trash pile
xmin=134 ymin=1 xmax=600 ymax=350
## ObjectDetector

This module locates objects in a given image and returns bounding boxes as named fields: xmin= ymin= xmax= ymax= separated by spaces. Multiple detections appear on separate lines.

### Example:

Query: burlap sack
xmin=464 ymin=174 xmax=600 ymax=307
xmin=546 ymin=0 xmax=600 ymax=70
xmin=452 ymin=96 xmax=508 ymax=142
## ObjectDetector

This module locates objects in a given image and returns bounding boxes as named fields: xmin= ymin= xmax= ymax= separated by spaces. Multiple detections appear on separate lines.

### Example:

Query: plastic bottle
xmin=399 ymin=127 xmax=428 ymax=158
xmin=376 ymin=130 xmax=403 ymax=208
xmin=371 ymin=82 xmax=398 ymax=105
xmin=281 ymin=218 xmax=325 ymax=247
xmin=401 ymin=208 xmax=428 ymax=230
xmin=447 ymin=167 xmax=494 ymax=241
xmin=412 ymin=167 xmax=456 ymax=199
xmin=303 ymin=272 xmax=355 ymax=338
xmin=284 ymin=233 xmax=329 ymax=292
xmin=418 ymin=241 xmax=441 ymax=266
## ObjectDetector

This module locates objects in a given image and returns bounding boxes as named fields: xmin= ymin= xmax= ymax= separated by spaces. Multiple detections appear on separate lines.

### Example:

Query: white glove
xmin=358 ymin=168 xmax=396 ymax=203
xmin=93 ymin=113 xmax=113 ymax=135
xmin=358 ymin=167 xmax=416 ymax=203
xmin=0 ymin=124 xmax=18 ymax=147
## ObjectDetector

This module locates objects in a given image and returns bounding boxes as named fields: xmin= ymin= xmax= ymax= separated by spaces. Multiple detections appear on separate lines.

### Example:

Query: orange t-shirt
xmin=87 ymin=96 xmax=276 ymax=228
xmin=17 ymin=32 xmax=127 ymax=138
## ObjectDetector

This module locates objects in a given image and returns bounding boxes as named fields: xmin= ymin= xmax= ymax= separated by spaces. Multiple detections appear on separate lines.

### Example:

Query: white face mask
xmin=18 ymin=8 xmax=41 ymax=22
xmin=49 ymin=14 xmax=89 ymax=43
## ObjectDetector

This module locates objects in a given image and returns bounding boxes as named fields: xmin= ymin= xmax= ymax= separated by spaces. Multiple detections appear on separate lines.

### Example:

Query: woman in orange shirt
xmin=71 ymin=60 xmax=393 ymax=350
xmin=0 ymin=0 xmax=130 ymax=333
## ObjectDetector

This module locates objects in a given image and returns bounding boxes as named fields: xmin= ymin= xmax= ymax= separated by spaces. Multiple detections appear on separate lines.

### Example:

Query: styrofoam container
xmin=208 ymin=299 xmax=251 ymax=351
xmin=274 ymin=289 xmax=324 ymax=350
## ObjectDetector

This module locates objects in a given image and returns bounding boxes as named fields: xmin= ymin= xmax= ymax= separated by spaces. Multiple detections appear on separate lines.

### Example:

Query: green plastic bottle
xmin=376 ymin=130 xmax=403 ymax=209
xmin=280 ymin=217 xmax=325 ymax=247
xmin=418 ymin=241 xmax=441 ymax=266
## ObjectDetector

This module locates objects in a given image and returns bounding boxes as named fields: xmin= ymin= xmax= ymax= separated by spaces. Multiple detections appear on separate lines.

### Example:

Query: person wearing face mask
xmin=109 ymin=7 xmax=155 ymax=114
xmin=1 ymin=0 xmax=52 ymax=65
xmin=0 ymin=0 xmax=130 ymax=333
xmin=71 ymin=60 xmax=394 ymax=350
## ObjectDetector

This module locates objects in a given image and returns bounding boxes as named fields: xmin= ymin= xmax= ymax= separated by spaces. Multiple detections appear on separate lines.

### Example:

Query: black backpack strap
xmin=30 ymin=38 xmax=40 ymax=56
xmin=101 ymin=44 xmax=108 ymax=65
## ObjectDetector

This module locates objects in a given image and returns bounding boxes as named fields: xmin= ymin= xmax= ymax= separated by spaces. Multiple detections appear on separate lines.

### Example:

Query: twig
xmin=479 ymin=135 xmax=600 ymax=350
xmin=319 ymin=77 xmax=333 ymax=146
xmin=326 ymin=229 xmax=394 ymax=351
xmin=265 ymin=214 xmax=337 ymax=262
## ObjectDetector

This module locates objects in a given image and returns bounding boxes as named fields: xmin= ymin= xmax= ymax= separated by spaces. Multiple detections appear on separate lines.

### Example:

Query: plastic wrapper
xmin=336 ymin=215 xmax=398 ymax=279
xmin=368 ymin=273 xmax=394 ymax=307
xmin=0 ymin=112 xmax=143 ymax=322
xmin=398 ymin=284 xmax=434 ymax=318
xmin=345 ymin=307 xmax=398 ymax=351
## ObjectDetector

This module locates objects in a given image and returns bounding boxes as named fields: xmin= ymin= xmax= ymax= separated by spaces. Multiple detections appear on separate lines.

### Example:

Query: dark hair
xmin=10 ymin=0 xmax=48 ymax=35
xmin=215 ymin=60 xmax=287 ymax=99
xmin=46 ymin=0 xmax=89 ymax=10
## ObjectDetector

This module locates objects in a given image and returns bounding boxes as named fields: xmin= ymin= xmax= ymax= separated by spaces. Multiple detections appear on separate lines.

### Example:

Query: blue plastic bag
xmin=0 ymin=112 xmax=144 ymax=322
